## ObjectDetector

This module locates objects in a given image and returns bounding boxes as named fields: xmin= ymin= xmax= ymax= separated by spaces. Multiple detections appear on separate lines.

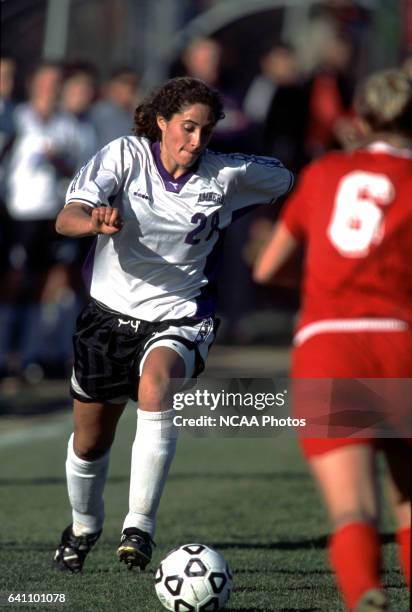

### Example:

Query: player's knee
xmin=73 ymin=436 xmax=112 ymax=461
xmin=138 ymin=372 xmax=173 ymax=411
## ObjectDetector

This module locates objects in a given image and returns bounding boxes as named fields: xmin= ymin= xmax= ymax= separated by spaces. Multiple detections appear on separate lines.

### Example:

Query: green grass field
xmin=0 ymin=404 xmax=409 ymax=612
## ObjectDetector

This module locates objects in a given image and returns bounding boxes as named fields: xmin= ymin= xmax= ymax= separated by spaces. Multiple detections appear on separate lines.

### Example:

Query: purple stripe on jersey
xmin=194 ymin=229 xmax=227 ymax=318
xmin=151 ymin=141 xmax=196 ymax=193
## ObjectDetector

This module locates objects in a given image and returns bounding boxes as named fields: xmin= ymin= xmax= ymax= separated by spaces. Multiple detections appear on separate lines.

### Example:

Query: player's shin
xmin=66 ymin=433 xmax=110 ymax=535
xmin=122 ymin=408 xmax=178 ymax=537
xmin=396 ymin=526 xmax=411 ymax=587
xmin=329 ymin=521 xmax=383 ymax=611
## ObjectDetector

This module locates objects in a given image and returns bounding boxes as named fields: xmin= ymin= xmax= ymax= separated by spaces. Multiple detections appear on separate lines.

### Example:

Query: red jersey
xmin=282 ymin=142 xmax=412 ymax=344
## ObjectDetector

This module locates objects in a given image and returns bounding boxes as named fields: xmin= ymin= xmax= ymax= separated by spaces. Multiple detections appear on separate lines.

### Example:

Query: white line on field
xmin=0 ymin=414 xmax=72 ymax=450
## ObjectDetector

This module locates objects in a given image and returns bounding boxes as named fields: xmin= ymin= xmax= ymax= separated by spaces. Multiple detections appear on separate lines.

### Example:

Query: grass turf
xmin=0 ymin=405 xmax=409 ymax=612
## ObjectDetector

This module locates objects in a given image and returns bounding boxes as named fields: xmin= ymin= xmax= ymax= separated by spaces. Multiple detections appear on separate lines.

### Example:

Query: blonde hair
xmin=354 ymin=69 xmax=412 ymax=135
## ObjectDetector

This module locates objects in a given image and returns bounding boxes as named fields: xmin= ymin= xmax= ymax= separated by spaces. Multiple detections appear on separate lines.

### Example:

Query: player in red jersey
xmin=254 ymin=68 xmax=411 ymax=612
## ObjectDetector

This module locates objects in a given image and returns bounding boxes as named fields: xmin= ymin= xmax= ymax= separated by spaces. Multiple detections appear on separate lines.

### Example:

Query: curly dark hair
xmin=133 ymin=77 xmax=225 ymax=142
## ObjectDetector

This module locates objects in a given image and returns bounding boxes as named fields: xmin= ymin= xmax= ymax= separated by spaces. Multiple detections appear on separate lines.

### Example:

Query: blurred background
xmin=1 ymin=0 xmax=411 ymax=399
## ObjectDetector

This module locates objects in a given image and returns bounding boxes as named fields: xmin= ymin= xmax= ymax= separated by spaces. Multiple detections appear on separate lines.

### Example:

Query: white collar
xmin=365 ymin=140 xmax=412 ymax=158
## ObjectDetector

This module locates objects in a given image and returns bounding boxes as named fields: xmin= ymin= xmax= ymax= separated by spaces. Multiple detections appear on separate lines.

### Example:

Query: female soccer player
xmin=254 ymin=68 xmax=411 ymax=612
xmin=52 ymin=76 xmax=294 ymax=572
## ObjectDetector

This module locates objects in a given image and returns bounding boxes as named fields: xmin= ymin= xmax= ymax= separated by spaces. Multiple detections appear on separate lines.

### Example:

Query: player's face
xmin=157 ymin=103 xmax=215 ymax=177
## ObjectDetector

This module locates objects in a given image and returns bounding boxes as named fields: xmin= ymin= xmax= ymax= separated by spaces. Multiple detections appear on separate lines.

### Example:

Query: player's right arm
xmin=55 ymin=201 xmax=123 ymax=237
xmin=253 ymin=161 xmax=318 ymax=284
xmin=56 ymin=138 xmax=130 ymax=237
xmin=253 ymin=221 xmax=299 ymax=284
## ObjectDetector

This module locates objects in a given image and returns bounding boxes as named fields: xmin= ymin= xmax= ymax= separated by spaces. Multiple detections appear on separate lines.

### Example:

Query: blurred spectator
xmin=305 ymin=33 xmax=356 ymax=158
xmin=0 ymin=56 xmax=18 ymax=380
xmin=260 ymin=44 xmax=308 ymax=171
xmin=90 ymin=67 xmax=140 ymax=148
xmin=181 ymin=36 xmax=221 ymax=85
xmin=0 ymin=55 xmax=17 ymax=283
xmin=7 ymin=62 xmax=84 ymax=221
xmin=61 ymin=61 xmax=99 ymax=163
xmin=176 ymin=37 xmax=252 ymax=153
xmin=0 ymin=56 xmax=17 ymax=165
xmin=2 ymin=62 xmax=86 ymax=380
xmin=243 ymin=43 xmax=298 ymax=125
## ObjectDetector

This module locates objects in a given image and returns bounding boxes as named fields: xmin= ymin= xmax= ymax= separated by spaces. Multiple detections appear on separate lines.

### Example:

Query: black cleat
xmin=117 ymin=527 xmax=154 ymax=570
xmin=52 ymin=524 xmax=102 ymax=573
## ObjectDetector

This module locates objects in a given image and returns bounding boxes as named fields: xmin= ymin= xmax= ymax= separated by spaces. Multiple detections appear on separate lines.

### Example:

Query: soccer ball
xmin=155 ymin=543 xmax=233 ymax=611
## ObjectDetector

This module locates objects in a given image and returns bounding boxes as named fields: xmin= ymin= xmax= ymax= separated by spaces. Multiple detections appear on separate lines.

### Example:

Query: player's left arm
xmin=240 ymin=155 xmax=295 ymax=204
xmin=253 ymin=220 xmax=299 ymax=284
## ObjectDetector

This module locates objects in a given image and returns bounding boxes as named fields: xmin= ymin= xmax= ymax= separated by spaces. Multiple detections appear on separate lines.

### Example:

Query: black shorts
xmin=70 ymin=300 xmax=218 ymax=403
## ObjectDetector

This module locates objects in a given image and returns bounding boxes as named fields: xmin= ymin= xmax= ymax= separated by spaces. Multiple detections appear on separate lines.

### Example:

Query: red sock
xmin=329 ymin=522 xmax=382 ymax=611
xmin=396 ymin=526 xmax=411 ymax=587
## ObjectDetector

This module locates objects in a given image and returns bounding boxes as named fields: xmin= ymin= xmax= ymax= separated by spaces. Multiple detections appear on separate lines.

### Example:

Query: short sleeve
xmin=65 ymin=137 xmax=129 ymax=207
xmin=229 ymin=153 xmax=294 ymax=217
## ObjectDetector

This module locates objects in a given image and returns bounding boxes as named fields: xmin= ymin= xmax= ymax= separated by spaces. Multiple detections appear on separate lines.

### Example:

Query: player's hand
xmin=90 ymin=206 xmax=123 ymax=235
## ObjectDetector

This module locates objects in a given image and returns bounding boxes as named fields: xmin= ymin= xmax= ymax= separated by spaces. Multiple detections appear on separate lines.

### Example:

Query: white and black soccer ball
xmin=155 ymin=543 xmax=233 ymax=611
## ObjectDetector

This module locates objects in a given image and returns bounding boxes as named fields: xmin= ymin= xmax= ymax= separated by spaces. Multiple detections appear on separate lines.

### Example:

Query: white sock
xmin=122 ymin=408 xmax=178 ymax=537
xmin=65 ymin=433 xmax=110 ymax=535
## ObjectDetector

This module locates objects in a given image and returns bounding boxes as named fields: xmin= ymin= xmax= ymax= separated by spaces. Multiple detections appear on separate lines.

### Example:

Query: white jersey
xmin=7 ymin=104 xmax=84 ymax=220
xmin=66 ymin=136 xmax=294 ymax=321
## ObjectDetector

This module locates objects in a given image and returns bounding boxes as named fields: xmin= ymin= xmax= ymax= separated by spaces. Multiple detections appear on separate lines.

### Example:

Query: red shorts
xmin=291 ymin=330 xmax=412 ymax=458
